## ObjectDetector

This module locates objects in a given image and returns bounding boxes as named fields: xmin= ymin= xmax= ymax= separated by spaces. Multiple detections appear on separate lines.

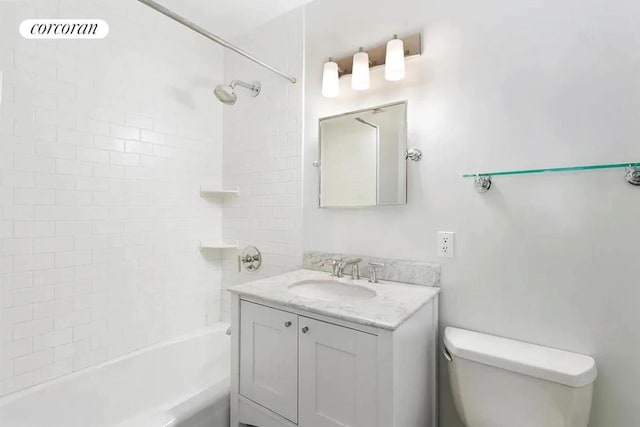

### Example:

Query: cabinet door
xmin=240 ymin=301 xmax=298 ymax=423
xmin=299 ymin=317 xmax=377 ymax=427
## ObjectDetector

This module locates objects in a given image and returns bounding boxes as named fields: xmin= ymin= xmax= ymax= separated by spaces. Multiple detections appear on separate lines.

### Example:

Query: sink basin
xmin=288 ymin=280 xmax=377 ymax=301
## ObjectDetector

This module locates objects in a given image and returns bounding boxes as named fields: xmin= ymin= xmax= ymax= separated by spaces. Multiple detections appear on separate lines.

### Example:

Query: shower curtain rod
xmin=135 ymin=0 xmax=297 ymax=84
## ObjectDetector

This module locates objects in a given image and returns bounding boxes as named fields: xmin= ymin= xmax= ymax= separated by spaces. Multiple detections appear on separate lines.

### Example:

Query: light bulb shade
xmin=351 ymin=51 xmax=370 ymax=91
xmin=385 ymin=38 xmax=405 ymax=81
xmin=321 ymin=61 xmax=340 ymax=98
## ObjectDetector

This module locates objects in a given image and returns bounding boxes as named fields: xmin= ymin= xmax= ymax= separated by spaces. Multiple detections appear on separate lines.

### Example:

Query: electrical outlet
xmin=438 ymin=231 xmax=455 ymax=258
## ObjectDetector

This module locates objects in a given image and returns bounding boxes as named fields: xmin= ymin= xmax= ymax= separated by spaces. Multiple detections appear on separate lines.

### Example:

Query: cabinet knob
xmin=284 ymin=321 xmax=292 ymax=327
xmin=301 ymin=326 xmax=309 ymax=334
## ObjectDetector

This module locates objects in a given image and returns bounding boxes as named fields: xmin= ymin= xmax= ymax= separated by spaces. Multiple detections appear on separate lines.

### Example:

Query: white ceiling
xmin=155 ymin=0 xmax=312 ymax=39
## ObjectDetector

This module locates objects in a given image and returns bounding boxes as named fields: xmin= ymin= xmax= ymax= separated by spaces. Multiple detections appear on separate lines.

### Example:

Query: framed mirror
xmin=317 ymin=101 xmax=407 ymax=207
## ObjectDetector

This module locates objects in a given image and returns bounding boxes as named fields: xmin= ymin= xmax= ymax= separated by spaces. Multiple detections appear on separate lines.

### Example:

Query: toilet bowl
xmin=444 ymin=327 xmax=597 ymax=427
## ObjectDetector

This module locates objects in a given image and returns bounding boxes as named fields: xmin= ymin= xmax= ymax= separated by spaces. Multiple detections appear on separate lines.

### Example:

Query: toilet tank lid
xmin=444 ymin=327 xmax=597 ymax=388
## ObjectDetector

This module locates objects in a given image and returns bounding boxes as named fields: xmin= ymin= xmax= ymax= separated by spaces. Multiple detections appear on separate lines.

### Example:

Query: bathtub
xmin=0 ymin=323 xmax=230 ymax=427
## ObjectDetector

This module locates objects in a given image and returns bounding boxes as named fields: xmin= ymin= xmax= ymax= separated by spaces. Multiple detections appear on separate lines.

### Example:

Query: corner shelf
xmin=199 ymin=241 xmax=238 ymax=250
xmin=199 ymin=187 xmax=239 ymax=197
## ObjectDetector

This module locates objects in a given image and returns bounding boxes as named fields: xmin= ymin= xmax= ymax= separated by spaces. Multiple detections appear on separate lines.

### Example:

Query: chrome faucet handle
xmin=337 ymin=258 xmax=361 ymax=280
xmin=324 ymin=259 xmax=342 ymax=277
xmin=351 ymin=264 xmax=360 ymax=280
xmin=368 ymin=262 xmax=384 ymax=283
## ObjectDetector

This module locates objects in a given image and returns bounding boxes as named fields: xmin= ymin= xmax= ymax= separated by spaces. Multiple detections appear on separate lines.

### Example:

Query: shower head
xmin=214 ymin=80 xmax=261 ymax=105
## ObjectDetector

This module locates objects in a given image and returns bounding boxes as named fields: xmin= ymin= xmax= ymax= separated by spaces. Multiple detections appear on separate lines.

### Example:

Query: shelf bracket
xmin=625 ymin=167 xmax=640 ymax=186
xmin=474 ymin=175 xmax=492 ymax=193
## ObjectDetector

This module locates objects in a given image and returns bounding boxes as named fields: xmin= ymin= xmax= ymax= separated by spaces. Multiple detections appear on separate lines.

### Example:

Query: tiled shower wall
xmin=0 ymin=0 xmax=224 ymax=396
xmin=220 ymin=8 xmax=304 ymax=321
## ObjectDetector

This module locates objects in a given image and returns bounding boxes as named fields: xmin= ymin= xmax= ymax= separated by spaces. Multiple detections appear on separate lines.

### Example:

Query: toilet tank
xmin=444 ymin=327 xmax=597 ymax=427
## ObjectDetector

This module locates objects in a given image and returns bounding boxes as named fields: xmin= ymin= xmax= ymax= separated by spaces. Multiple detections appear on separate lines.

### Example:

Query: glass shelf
xmin=463 ymin=162 xmax=640 ymax=178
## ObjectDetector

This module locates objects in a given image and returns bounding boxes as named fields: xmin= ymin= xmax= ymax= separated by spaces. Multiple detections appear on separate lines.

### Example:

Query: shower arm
xmin=230 ymin=80 xmax=257 ymax=91
xmin=135 ymin=0 xmax=297 ymax=84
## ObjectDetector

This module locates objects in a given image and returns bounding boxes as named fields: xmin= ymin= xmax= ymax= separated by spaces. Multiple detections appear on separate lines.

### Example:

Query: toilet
xmin=443 ymin=327 xmax=597 ymax=427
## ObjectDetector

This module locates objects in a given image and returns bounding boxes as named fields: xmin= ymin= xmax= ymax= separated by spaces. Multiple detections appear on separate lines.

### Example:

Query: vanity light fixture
xmin=351 ymin=47 xmax=370 ymax=91
xmin=385 ymin=35 xmax=405 ymax=81
xmin=321 ymin=58 xmax=340 ymax=98
xmin=321 ymin=33 xmax=421 ymax=97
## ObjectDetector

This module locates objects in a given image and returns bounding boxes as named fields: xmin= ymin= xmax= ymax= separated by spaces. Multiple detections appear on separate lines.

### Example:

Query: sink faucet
xmin=337 ymin=258 xmax=362 ymax=280
xmin=327 ymin=259 xmax=342 ymax=277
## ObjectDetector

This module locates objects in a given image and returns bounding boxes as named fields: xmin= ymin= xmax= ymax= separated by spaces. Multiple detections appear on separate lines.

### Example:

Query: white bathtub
xmin=0 ymin=323 xmax=230 ymax=427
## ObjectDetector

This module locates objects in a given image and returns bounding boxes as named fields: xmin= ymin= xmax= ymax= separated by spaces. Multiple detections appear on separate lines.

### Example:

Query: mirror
xmin=318 ymin=101 xmax=407 ymax=207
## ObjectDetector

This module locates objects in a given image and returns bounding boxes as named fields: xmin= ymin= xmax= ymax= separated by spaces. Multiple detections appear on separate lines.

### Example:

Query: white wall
xmin=220 ymin=8 xmax=304 ymax=321
xmin=304 ymin=0 xmax=640 ymax=425
xmin=0 ymin=0 xmax=224 ymax=396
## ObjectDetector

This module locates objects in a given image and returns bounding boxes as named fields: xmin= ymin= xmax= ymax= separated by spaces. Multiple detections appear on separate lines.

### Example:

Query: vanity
xmin=228 ymin=268 xmax=440 ymax=427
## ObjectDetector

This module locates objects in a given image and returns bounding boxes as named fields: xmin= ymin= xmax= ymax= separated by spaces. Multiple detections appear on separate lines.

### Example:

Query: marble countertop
xmin=228 ymin=269 xmax=440 ymax=331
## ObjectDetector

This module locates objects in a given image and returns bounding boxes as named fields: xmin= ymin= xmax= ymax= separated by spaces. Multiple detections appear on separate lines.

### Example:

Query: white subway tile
xmin=0 ymin=338 xmax=33 ymax=362
xmin=33 ymin=237 xmax=74 ymax=254
xmin=34 ymin=173 xmax=76 ymax=191
xmin=109 ymin=152 xmax=139 ymax=166
xmin=13 ymin=349 xmax=53 ymax=375
xmin=0 ymin=0 xmax=227 ymax=395
xmin=75 ymin=177 xmax=109 ymax=192
xmin=55 ymin=190 xmax=93 ymax=206
xmin=55 ymin=221 xmax=92 ymax=236
xmin=0 ymin=152 xmax=14 ymax=169
xmin=77 ymin=118 xmax=110 ymax=136
xmin=140 ymin=130 xmax=165 ymax=144
xmin=55 ymin=251 xmax=92 ymax=268
xmin=1 ymin=306 xmax=32 ymax=326
xmin=12 ymin=286 xmax=54 ymax=306
xmin=32 ymin=267 xmax=73 ymax=289
xmin=35 ymin=109 xmax=73 ymax=129
xmin=14 ymin=221 xmax=55 ymax=238
xmin=72 ymin=347 xmax=107 ymax=370
xmin=0 ymin=221 xmax=13 ymax=239
xmin=124 ymin=140 xmax=153 ymax=155
xmin=126 ymin=115 xmax=153 ymax=130
xmin=34 ymin=329 xmax=73 ymax=352
xmin=14 ymin=154 xmax=55 ymax=174
xmin=36 ymin=75 xmax=75 ymax=99
xmin=35 ymin=142 xmax=75 ymax=160
xmin=13 ymin=317 xmax=54 ymax=340
xmin=53 ymin=339 xmax=90 ymax=361
xmin=14 ymin=53 xmax=56 ymax=78
xmin=13 ymin=254 xmax=54 ymax=272
xmin=56 ymin=159 xmax=92 ymax=176
xmin=57 ymin=129 xmax=92 ymax=147
xmin=32 ymin=359 xmax=72 ymax=384
xmin=1 ymin=239 xmax=34 ymax=256
xmin=0 ymin=372 xmax=34 ymax=396
xmin=75 ymin=147 xmax=109 ymax=164
xmin=93 ymin=135 xmax=125 ymax=152
xmin=1 ymin=170 xmax=34 ymax=188
xmin=1 ymin=271 xmax=33 ymax=290
xmin=15 ymin=87 xmax=56 ymax=109
xmin=32 ymin=298 xmax=73 ymax=319
xmin=110 ymin=125 xmax=140 ymax=140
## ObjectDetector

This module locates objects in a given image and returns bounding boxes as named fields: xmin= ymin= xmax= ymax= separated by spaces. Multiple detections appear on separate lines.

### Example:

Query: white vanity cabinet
xmin=230 ymin=291 xmax=439 ymax=427
xmin=298 ymin=316 xmax=377 ymax=427
xmin=240 ymin=301 xmax=299 ymax=423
